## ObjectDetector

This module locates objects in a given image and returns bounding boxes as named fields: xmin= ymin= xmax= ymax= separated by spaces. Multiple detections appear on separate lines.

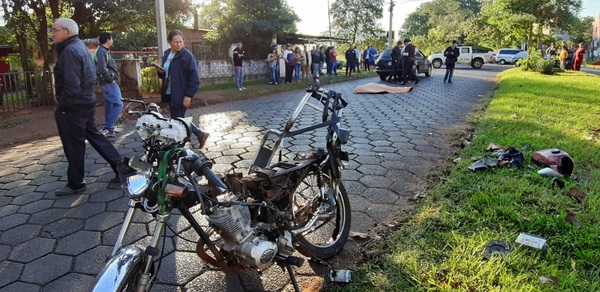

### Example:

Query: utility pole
xmin=328 ymin=0 xmax=332 ymax=45
xmin=388 ymin=1 xmax=395 ymax=48
xmin=156 ymin=0 xmax=168 ymax=58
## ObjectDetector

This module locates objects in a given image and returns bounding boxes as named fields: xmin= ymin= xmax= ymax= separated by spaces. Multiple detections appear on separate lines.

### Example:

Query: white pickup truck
xmin=427 ymin=46 xmax=493 ymax=69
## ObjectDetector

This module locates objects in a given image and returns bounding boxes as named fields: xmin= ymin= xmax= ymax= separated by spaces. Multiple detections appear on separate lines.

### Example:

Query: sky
xmin=286 ymin=0 xmax=600 ymax=37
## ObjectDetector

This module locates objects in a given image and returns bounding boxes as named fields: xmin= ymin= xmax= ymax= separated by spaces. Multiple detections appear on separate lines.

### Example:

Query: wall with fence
xmin=0 ymin=57 xmax=268 ymax=114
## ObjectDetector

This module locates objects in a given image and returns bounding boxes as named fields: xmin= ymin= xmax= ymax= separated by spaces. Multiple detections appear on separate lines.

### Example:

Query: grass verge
xmin=334 ymin=69 xmax=600 ymax=291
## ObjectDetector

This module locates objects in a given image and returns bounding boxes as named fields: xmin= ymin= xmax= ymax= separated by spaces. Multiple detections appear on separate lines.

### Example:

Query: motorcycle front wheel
xmin=293 ymin=170 xmax=351 ymax=259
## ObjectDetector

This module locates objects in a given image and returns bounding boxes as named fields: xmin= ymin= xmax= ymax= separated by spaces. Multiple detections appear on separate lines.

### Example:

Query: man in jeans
xmin=233 ymin=42 xmax=245 ymax=90
xmin=95 ymin=32 xmax=123 ymax=137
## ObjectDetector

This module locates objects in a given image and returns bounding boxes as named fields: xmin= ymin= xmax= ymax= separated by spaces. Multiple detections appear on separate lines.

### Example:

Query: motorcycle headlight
xmin=126 ymin=174 xmax=151 ymax=198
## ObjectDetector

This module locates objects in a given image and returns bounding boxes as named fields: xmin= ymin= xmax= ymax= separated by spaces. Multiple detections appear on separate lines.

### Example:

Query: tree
xmin=496 ymin=0 xmax=582 ymax=50
xmin=330 ymin=0 xmax=385 ymax=45
xmin=400 ymin=0 xmax=480 ymax=54
xmin=466 ymin=0 xmax=534 ymax=50
xmin=566 ymin=16 xmax=594 ymax=44
xmin=198 ymin=0 xmax=299 ymax=56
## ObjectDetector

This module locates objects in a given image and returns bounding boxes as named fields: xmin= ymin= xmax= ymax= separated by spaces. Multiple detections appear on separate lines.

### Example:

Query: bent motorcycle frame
xmin=94 ymin=82 xmax=349 ymax=291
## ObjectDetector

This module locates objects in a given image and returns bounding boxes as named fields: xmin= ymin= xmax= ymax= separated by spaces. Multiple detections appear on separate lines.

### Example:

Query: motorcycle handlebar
xmin=190 ymin=154 xmax=228 ymax=194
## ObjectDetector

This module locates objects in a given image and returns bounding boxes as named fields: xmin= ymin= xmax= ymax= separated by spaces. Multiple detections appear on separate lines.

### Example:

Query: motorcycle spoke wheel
xmin=293 ymin=171 xmax=351 ymax=259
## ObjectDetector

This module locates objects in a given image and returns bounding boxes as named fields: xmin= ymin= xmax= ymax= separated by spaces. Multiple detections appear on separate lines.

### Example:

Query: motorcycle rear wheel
xmin=293 ymin=171 xmax=351 ymax=259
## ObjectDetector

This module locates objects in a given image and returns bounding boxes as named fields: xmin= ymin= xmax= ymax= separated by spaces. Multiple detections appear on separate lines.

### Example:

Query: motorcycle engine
xmin=207 ymin=205 xmax=285 ymax=270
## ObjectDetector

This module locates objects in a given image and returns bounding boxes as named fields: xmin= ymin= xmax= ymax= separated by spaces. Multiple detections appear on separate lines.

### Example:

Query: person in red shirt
xmin=328 ymin=47 xmax=338 ymax=77
xmin=573 ymin=42 xmax=585 ymax=71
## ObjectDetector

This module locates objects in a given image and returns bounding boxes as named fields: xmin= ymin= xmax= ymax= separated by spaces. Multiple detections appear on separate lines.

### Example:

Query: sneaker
xmin=55 ymin=183 xmax=87 ymax=196
xmin=101 ymin=129 xmax=116 ymax=137
xmin=241 ymin=87 xmax=246 ymax=90
xmin=238 ymin=88 xmax=243 ymax=91
xmin=448 ymin=80 xmax=453 ymax=83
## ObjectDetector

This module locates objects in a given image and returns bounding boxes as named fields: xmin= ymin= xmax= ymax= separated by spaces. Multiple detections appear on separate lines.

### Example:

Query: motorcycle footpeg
xmin=279 ymin=256 xmax=304 ymax=267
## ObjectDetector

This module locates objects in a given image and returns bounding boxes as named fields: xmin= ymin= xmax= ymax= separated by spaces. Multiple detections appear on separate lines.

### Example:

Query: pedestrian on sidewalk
xmin=94 ymin=32 xmax=123 ymax=137
xmin=302 ymin=45 xmax=311 ymax=81
xmin=443 ymin=40 xmax=460 ymax=83
xmin=283 ymin=44 xmax=295 ymax=83
xmin=157 ymin=30 xmax=209 ymax=149
xmin=345 ymin=45 xmax=356 ymax=76
xmin=354 ymin=46 xmax=361 ymax=73
xmin=51 ymin=18 xmax=123 ymax=196
xmin=294 ymin=47 xmax=303 ymax=82
xmin=267 ymin=45 xmax=279 ymax=85
xmin=233 ymin=41 xmax=246 ymax=90
xmin=311 ymin=46 xmax=322 ymax=78
xmin=329 ymin=46 xmax=338 ymax=77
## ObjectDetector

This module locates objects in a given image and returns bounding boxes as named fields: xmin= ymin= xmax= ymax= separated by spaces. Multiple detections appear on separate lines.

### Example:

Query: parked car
xmin=428 ymin=46 xmax=491 ymax=69
xmin=512 ymin=51 xmax=529 ymax=66
xmin=494 ymin=48 xmax=522 ymax=65
xmin=375 ymin=48 xmax=432 ymax=81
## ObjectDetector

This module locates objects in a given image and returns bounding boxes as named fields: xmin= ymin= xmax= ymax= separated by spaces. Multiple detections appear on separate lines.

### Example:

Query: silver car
xmin=495 ymin=48 xmax=522 ymax=65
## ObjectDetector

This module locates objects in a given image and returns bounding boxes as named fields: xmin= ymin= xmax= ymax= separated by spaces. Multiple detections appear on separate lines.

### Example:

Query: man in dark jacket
xmin=344 ymin=45 xmax=356 ymax=76
xmin=324 ymin=47 xmax=331 ymax=76
xmin=401 ymin=38 xmax=419 ymax=85
xmin=95 ymin=32 xmax=123 ymax=137
xmin=51 ymin=18 xmax=123 ymax=196
xmin=311 ymin=46 xmax=321 ymax=78
xmin=443 ymin=40 xmax=460 ymax=83
xmin=388 ymin=41 xmax=402 ymax=82
xmin=232 ymin=42 xmax=245 ymax=90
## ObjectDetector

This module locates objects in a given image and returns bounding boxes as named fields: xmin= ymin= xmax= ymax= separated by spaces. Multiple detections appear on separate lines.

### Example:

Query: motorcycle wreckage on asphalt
xmin=92 ymin=79 xmax=352 ymax=291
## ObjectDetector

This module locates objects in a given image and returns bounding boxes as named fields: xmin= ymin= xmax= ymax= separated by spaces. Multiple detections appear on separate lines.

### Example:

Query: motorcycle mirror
xmin=313 ymin=77 xmax=320 ymax=91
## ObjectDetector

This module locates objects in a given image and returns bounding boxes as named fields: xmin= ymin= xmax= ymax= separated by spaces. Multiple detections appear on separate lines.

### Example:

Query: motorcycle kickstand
xmin=277 ymin=256 xmax=304 ymax=292
xmin=285 ymin=263 xmax=300 ymax=292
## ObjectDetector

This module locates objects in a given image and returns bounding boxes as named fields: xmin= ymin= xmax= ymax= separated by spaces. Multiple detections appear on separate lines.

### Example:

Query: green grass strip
xmin=334 ymin=69 xmax=600 ymax=291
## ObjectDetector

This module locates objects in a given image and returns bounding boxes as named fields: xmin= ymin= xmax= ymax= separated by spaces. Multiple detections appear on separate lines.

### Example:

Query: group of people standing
xmin=552 ymin=41 xmax=586 ymax=71
xmin=51 ymin=18 xmax=208 ymax=196
xmin=387 ymin=38 xmax=421 ymax=85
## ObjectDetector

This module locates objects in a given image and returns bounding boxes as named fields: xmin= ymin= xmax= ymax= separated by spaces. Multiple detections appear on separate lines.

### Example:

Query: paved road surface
xmin=0 ymin=64 xmax=507 ymax=291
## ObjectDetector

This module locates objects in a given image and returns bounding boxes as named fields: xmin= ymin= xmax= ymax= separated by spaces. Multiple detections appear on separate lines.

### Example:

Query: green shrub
xmin=517 ymin=50 xmax=556 ymax=75
xmin=141 ymin=66 xmax=160 ymax=93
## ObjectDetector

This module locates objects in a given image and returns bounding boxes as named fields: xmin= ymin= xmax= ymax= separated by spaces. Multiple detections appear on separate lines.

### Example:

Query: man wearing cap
xmin=443 ymin=40 xmax=460 ymax=83
xmin=401 ymin=38 xmax=419 ymax=85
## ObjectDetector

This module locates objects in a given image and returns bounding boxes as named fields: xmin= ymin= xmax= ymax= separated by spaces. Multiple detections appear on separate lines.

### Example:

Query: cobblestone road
xmin=0 ymin=64 xmax=506 ymax=291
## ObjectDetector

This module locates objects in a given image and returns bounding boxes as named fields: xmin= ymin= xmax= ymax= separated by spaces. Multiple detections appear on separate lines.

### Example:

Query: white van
xmin=495 ymin=48 xmax=522 ymax=65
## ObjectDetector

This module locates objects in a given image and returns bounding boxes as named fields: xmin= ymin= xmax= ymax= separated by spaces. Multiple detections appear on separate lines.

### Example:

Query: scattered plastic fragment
xmin=515 ymin=233 xmax=547 ymax=250
xmin=538 ymin=167 xmax=563 ymax=178
xmin=329 ymin=269 xmax=352 ymax=283
xmin=483 ymin=240 xmax=513 ymax=260
xmin=468 ymin=156 xmax=498 ymax=171
xmin=539 ymin=275 xmax=558 ymax=286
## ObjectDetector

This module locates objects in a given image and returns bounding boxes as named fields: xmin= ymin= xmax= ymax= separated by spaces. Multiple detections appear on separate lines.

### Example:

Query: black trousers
xmin=388 ymin=60 xmax=399 ymax=81
xmin=285 ymin=65 xmax=293 ymax=83
xmin=402 ymin=57 xmax=418 ymax=84
xmin=55 ymin=106 xmax=121 ymax=188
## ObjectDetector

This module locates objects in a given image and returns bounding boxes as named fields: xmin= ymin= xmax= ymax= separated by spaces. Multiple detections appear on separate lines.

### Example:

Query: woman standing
xmin=573 ymin=42 xmax=585 ymax=72
xmin=157 ymin=30 xmax=209 ymax=148
xmin=267 ymin=46 xmax=279 ymax=85
xmin=294 ymin=47 xmax=303 ymax=82
xmin=559 ymin=45 xmax=568 ymax=70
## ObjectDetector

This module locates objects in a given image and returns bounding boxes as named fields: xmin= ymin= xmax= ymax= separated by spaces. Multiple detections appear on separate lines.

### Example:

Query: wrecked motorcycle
xmin=92 ymin=79 xmax=351 ymax=291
